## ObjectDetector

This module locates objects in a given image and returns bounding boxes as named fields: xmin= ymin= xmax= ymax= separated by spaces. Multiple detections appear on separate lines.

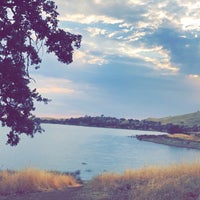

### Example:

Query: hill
xmin=39 ymin=111 xmax=200 ymax=133
xmin=146 ymin=111 xmax=200 ymax=127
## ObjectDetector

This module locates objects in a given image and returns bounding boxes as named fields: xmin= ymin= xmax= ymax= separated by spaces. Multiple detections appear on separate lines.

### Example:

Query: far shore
xmin=41 ymin=119 xmax=200 ymax=150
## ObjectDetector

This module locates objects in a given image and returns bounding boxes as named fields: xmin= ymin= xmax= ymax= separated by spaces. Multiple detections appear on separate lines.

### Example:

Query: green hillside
xmin=147 ymin=111 xmax=200 ymax=127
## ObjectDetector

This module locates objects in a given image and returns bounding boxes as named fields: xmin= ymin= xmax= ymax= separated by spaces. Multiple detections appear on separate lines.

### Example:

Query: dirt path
xmin=0 ymin=185 xmax=112 ymax=200
xmin=0 ymin=187 xmax=84 ymax=200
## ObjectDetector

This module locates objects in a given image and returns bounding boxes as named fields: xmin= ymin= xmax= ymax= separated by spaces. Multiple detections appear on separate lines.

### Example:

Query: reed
xmin=0 ymin=168 xmax=80 ymax=195
xmin=89 ymin=163 xmax=200 ymax=200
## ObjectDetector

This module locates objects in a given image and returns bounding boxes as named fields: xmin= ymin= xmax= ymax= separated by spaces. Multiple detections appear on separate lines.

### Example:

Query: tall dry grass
xmin=0 ymin=168 xmax=80 ymax=195
xmin=89 ymin=163 xmax=200 ymax=200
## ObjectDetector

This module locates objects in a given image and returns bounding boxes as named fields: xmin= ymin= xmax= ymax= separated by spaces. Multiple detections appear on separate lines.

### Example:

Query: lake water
xmin=0 ymin=124 xmax=200 ymax=180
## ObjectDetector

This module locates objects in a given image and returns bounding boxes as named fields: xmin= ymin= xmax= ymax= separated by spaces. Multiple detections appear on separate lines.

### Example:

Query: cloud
xmin=56 ymin=0 xmax=200 ymax=75
xmin=57 ymin=0 xmax=200 ymax=32
xmin=187 ymin=74 xmax=200 ymax=87
xmin=73 ymin=50 xmax=108 ymax=66
xmin=32 ymin=0 xmax=200 ymax=118
xmin=117 ymin=43 xmax=179 ymax=74
xmin=127 ymin=0 xmax=145 ymax=6
xmin=87 ymin=27 xmax=107 ymax=37
xmin=58 ymin=14 xmax=123 ymax=25
xmin=143 ymin=27 xmax=200 ymax=74
xmin=37 ymin=87 xmax=74 ymax=94
xmin=188 ymin=74 xmax=200 ymax=79
xmin=30 ymin=76 xmax=75 ymax=96
xmin=181 ymin=18 xmax=200 ymax=31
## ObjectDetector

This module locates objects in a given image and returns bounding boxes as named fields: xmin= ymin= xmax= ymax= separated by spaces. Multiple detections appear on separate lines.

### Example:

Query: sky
xmin=31 ymin=0 xmax=200 ymax=119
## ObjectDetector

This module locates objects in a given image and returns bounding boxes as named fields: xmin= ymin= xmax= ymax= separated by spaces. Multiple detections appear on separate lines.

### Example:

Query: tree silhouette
xmin=0 ymin=0 xmax=82 ymax=145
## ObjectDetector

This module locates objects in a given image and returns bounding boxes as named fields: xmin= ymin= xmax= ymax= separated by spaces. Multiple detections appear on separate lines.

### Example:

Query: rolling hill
xmin=146 ymin=111 xmax=200 ymax=127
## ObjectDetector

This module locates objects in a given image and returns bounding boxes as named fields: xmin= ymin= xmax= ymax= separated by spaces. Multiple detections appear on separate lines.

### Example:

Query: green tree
xmin=0 ymin=0 xmax=82 ymax=145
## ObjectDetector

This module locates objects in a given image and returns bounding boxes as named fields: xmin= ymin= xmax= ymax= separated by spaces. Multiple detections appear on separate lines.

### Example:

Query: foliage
xmin=0 ymin=0 xmax=82 ymax=145
xmin=40 ymin=114 xmax=200 ymax=133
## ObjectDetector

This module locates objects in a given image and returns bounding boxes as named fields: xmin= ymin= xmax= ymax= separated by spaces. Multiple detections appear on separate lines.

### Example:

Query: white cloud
xmin=127 ymin=0 xmax=145 ymax=6
xmin=118 ymin=44 xmax=179 ymax=74
xmin=58 ymin=14 xmax=123 ymax=25
xmin=32 ymin=0 xmax=200 ymax=118
xmin=73 ymin=50 xmax=108 ymax=66
xmin=181 ymin=18 xmax=200 ymax=31
xmin=37 ymin=87 xmax=74 ymax=94
xmin=108 ymin=31 xmax=119 ymax=38
xmin=94 ymin=0 xmax=103 ymax=4
xmin=56 ymin=0 xmax=200 ymax=74
xmin=187 ymin=74 xmax=200 ymax=86
xmin=189 ymin=74 xmax=200 ymax=79
xmin=127 ymin=32 xmax=146 ymax=42
xmin=87 ymin=27 xmax=107 ymax=37
xmin=57 ymin=0 xmax=200 ymax=32
xmin=119 ymin=23 xmax=133 ymax=29
xmin=30 ymin=76 xmax=75 ymax=96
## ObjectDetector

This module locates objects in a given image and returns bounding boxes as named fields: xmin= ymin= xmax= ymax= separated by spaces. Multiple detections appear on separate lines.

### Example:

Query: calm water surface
xmin=0 ymin=124 xmax=200 ymax=180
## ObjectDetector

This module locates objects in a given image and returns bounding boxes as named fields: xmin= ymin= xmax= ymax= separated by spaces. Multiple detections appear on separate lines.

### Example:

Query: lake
xmin=0 ymin=124 xmax=200 ymax=180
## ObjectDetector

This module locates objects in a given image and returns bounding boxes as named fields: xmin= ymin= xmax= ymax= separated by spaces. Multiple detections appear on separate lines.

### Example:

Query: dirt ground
xmin=0 ymin=187 xmax=84 ymax=200
xmin=0 ymin=182 xmax=198 ymax=200
xmin=0 ymin=185 xmax=115 ymax=200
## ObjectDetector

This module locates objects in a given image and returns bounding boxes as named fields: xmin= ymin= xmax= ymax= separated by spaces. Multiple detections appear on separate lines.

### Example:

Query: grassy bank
xmin=2 ymin=163 xmax=200 ymax=200
xmin=137 ymin=133 xmax=200 ymax=150
xmin=88 ymin=163 xmax=200 ymax=200
xmin=0 ymin=168 xmax=80 ymax=195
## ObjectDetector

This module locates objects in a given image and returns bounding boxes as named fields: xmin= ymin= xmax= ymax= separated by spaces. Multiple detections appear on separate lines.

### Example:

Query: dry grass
xmin=88 ymin=163 xmax=200 ymax=200
xmin=2 ymin=164 xmax=200 ymax=200
xmin=0 ymin=168 xmax=80 ymax=195
xmin=168 ymin=133 xmax=200 ymax=141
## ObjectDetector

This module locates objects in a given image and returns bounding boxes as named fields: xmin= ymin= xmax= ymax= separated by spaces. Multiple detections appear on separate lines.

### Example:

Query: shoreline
xmin=2 ymin=163 xmax=200 ymax=200
xmin=136 ymin=134 xmax=200 ymax=150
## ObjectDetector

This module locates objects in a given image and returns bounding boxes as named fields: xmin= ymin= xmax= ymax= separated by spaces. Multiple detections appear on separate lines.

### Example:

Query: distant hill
xmin=146 ymin=111 xmax=200 ymax=127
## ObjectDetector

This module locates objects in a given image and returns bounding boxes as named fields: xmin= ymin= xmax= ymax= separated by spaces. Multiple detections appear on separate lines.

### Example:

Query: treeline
xmin=39 ymin=115 xmax=200 ymax=134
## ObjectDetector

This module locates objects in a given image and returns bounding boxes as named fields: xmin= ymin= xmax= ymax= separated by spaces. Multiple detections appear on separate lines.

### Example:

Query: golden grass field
xmin=168 ymin=133 xmax=200 ymax=141
xmin=0 ymin=168 xmax=80 ymax=195
xmin=1 ymin=163 xmax=200 ymax=200
xmin=88 ymin=163 xmax=200 ymax=200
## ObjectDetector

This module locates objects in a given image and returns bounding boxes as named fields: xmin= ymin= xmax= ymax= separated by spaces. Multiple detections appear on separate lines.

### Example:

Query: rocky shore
xmin=136 ymin=134 xmax=200 ymax=150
